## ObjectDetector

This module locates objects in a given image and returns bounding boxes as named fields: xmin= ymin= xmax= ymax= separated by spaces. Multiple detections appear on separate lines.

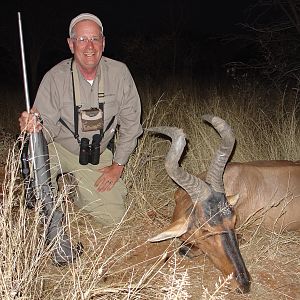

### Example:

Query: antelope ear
xmin=148 ymin=218 xmax=189 ymax=242
xmin=227 ymin=194 xmax=240 ymax=206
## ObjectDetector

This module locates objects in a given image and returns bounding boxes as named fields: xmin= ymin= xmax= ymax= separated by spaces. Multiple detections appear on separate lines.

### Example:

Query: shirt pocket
xmin=61 ymin=98 xmax=75 ymax=125
xmin=104 ymin=96 xmax=119 ymax=123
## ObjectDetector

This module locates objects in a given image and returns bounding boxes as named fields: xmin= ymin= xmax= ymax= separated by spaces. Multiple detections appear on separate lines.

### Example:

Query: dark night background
xmin=1 ymin=0 xmax=298 ymax=101
xmin=0 ymin=1 xmax=257 ymax=95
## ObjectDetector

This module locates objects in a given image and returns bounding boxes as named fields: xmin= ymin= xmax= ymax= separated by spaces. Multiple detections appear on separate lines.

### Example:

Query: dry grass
xmin=0 ymin=79 xmax=299 ymax=299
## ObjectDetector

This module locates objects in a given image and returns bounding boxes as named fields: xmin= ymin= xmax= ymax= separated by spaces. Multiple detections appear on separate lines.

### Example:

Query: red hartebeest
xmin=147 ymin=115 xmax=251 ymax=293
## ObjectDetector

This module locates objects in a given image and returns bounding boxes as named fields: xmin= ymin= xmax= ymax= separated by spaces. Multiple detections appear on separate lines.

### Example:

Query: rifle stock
xmin=32 ymin=131 xmax=82 ymax=265
xmin=20 ymin=135 xmax=35 ymax=209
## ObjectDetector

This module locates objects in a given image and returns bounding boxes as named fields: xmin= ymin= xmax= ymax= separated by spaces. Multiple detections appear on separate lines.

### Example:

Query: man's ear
xmin=102 ymin=36 xmax=105 ymax=52
xmin=67 ymin=38 xmax=74 ymax=54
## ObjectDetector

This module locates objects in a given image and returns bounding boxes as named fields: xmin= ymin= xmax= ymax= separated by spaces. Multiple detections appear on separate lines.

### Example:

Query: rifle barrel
xmin=18 ymin=12 xmax=40 ymax=190
xmin=18 ymin=12 xmax=31 ymax=113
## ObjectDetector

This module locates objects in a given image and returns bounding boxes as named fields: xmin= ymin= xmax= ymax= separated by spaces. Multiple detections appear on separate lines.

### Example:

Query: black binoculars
xmin=79 ymin=134 xmax=101 ymax=165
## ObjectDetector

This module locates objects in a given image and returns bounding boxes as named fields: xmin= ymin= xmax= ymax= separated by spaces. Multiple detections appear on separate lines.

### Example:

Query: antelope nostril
xmin=235 ymin=283 xmax=251 ymax=294
xmin=235 ymin=277 xmax=251 ymax=294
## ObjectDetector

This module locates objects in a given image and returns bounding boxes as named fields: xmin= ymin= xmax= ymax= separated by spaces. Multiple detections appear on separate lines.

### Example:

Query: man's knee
xmin=88 ymin=203 xmax=126 ymax=226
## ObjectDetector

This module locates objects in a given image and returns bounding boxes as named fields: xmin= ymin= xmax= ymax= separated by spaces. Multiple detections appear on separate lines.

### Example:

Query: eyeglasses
xmin=72 ymin=36 xmax=103 ymax=45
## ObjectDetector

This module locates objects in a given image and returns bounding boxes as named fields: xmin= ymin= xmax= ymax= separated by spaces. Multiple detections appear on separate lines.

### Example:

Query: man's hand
xmin=95 ymin=162 xmax=124 ymax=192
xmin=19 ymin=107 xmax=43 ymax=133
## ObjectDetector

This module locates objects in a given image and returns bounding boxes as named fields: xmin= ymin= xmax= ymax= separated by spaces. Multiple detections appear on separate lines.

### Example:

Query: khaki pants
xmin=48 ymin=142 xmax=127 ymax=225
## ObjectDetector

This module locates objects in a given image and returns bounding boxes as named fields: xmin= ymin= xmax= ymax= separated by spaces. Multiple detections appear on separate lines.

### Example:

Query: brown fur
xmin=195 ymin=160 xmax=300 ymax=232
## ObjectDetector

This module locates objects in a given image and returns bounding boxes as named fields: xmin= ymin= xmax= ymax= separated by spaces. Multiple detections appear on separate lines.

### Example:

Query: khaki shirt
xmin=34 ymin=56 xmax=143 ymax=165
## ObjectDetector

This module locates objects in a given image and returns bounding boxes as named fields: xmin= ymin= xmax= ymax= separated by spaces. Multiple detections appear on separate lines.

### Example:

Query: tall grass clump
xmin=0 ymin=140 xmax=47 ymax=298
xmin=134 ymin=78 xmax=299 ymax=172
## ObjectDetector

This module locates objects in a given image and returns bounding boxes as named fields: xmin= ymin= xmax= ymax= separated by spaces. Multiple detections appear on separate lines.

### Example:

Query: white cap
xmin=69 ymin=13 xmax=103 ymax=37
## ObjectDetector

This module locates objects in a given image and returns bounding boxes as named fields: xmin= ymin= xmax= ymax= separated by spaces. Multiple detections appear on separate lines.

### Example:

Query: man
xmin=19 ymin=13 xmax=143 ymax=225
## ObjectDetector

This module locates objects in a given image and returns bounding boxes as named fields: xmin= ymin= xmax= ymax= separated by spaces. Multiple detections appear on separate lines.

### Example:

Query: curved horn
xmin=147 ymin=126 xmax=211 ymax=203
xmin=202 ymin=115 xmax=235 ymax=193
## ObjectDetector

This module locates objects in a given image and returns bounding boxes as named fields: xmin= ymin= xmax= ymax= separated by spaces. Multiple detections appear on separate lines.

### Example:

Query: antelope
xmin=147 ymin=115 xmax=251 ymax=293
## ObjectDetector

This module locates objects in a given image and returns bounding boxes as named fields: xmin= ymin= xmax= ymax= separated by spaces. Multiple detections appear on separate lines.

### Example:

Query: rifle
xmin=18 ymin=12 xmax=82 ymax=265
xmin=19 ymin=134 xmax=35 ymax=209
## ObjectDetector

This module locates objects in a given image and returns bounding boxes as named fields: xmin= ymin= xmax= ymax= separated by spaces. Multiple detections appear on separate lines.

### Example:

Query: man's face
xmin=67 ymin=20 xmax=105 ymax=73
